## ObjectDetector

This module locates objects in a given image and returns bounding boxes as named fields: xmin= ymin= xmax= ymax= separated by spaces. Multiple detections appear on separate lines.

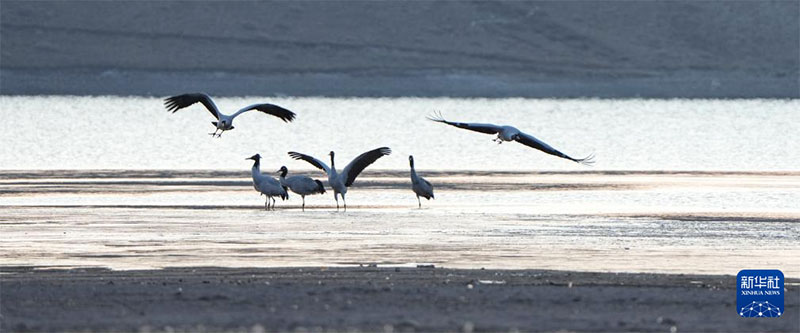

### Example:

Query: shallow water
xmin=2 ymin=170 xmax=798 ymax=276
xmin=2 ymin=96 xmax=799 ymax=170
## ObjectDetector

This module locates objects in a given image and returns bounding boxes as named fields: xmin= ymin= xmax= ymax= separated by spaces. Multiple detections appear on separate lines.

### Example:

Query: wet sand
xmin=3 ymin=266 xmax=798 ymax=332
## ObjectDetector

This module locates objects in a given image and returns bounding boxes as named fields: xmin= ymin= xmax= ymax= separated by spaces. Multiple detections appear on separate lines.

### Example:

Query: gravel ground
xmin=2 ymin=266 xmax=798 ymax=332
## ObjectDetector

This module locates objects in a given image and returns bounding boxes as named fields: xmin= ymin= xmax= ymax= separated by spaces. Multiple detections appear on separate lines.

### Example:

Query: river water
xmin=1 ymin=97 xmax=798 ymax=276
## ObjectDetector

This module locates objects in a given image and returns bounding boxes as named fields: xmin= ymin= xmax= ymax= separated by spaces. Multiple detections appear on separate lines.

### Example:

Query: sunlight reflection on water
xmin=3 ymin=96 xmax=798 ymax=170
xmin=1 ymin=171 xmax=799 ymax=275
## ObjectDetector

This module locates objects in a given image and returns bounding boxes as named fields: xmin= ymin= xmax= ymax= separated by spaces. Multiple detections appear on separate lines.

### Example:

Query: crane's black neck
xmin=279 ymin=168 xmax=287 ymax=178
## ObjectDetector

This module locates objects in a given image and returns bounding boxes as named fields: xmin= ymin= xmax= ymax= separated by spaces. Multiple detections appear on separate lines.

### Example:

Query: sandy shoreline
xmin=2 ymin=266 xmax=798 ymax=332
xmin=1 ymin=172 xmax=798 ymax=331
xmin=2 ymin=170 xmax=798 ymax=331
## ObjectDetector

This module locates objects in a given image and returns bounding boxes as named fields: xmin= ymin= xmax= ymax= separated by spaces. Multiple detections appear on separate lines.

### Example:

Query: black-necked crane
xmin=288 ymin=147 xmax=391 ymax=211
xmin=246 ymin=154 xmax=288 ymax=211
xmin=428 ymin=111 xmax=594 ymax=165
xmin=164 ymin=93 xmax=296 ymax=137
xmin=277 ymin=166 xmax=326 ymax=211
xmin=409 ymin=155 xmax=434 ymax=208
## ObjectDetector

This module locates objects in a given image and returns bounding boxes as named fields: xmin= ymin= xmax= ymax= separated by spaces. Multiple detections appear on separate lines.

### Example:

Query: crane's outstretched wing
xmin=427 ymin=111 xmax=503 ymax=135
xmin=164 ymin=93 xmax=220 ymax=120
xmin=514 ymin=132 xmax=595 ymax=166
xmin=232 ymin=103 xmax=296 ymax=122
xmin=287 ymin=152 xmax=331 ymax=174
xmin=342 ymin=147 xmax=392 ymax=187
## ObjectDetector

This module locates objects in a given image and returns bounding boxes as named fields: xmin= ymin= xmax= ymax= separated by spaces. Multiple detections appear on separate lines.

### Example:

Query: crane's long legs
xmin=209 ymin=129 xmax=224 ymax=138
xmin=417 ymin=195 xmax=421 ymax=209
xmin=264 ymin=196 xmax=278 ymax=211
xmin=342 ymin=194 xmax=347 ymax=212
xmin=334 ymin=193 xmax=340 ymax=211
xmin=301 ymin=196 xmax=306 ymax=211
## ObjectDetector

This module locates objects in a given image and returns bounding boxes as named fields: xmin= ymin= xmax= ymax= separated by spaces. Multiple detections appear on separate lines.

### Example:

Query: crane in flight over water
xmin=427 ymin=111 xmax=595 ymax=165
xmin=288 ymin=147 xmax=391 ymax=211
xmin=164 ymin=93 xmax=296 ymax=137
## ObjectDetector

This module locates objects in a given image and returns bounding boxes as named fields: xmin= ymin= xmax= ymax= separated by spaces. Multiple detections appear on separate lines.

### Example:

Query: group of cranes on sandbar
xmin=164 ymin=93 xmax=595 ymax=211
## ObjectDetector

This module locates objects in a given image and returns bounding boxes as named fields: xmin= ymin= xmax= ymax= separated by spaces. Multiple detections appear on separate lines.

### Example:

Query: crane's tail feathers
xmin=314 ymin=179 xmax=326 ymax=194
xmin=574 ymin=152 xmax=596 ymax=166
xmin=426 ymin=110 xmax=447 ymax=123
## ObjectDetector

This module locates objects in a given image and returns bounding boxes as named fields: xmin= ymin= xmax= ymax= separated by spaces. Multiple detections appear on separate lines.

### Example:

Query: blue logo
xmin=737 ymin=269 xmax=783 ymax=318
